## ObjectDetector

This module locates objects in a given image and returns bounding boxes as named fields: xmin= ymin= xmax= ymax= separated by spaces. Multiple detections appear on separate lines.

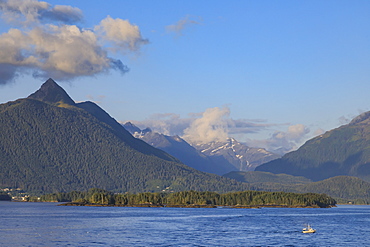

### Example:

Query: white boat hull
xmin=302 ymin=225 xmax=316 ymax=233
xmin=302 ymin=229 xmax=316 ymax=233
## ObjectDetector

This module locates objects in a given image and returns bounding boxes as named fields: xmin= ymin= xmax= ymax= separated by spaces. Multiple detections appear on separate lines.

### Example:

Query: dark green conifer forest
xmin=0 ymin=79 xmax=252 ymax=194
xmin=256 ymin=114 xmax=370 ymax=182
xmin=38 ymin=188 xmax=336 ymax=208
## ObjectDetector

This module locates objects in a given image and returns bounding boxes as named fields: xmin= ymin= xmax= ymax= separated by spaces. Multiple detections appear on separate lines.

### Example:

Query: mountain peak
xmin=28 ymin=78 xmax=75 ymax=106
xmin=123 ymin=122 xmax=142 ymax=134
xmin=349 ymin=111 xmax=370 ymax=125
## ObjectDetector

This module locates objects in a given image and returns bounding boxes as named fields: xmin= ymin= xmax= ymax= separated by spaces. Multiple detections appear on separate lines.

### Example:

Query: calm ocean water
xmin=0 ymin=202 xmax=369 ymax=246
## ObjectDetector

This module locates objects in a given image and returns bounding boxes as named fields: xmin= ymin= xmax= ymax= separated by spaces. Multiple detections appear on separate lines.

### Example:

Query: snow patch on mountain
xmin=190 ymin=138 xmax=280 ymax=171
xmin=123 ymin=122 xmax=280 ymax=174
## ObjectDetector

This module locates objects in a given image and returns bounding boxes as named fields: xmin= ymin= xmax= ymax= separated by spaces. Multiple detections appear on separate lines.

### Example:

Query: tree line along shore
xmin=33 ymin=188 xmax=336 ymax=208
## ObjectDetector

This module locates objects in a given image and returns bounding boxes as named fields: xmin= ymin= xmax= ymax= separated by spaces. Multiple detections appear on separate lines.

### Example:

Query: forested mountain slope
xmin=256 ymin=112 xmax=370 ymax=182
xmin=0 ymin=79 xmax=251 ymax=194
xmin=297 ymin=176 xmax=370 ymax=203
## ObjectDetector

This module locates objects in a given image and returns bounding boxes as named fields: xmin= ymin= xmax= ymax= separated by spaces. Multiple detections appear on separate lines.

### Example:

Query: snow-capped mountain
xmin=191 ymin=138 xmax=280 ymax=171
xmin=123 ymin=122 xmax=236 ymax=175
xmin=123 ymin=122 xmax=280 ymax=175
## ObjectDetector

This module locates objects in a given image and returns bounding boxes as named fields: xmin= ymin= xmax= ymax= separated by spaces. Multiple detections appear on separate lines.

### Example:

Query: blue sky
xmin=1 ymin=0 xmax=370 ymax=154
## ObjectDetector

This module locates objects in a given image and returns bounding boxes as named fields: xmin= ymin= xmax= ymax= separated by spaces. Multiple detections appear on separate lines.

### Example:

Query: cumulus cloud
xmin=128 ymin=106 xmax=277 ymax=143
xmin=285 ymin=124 xmax=310 ymax=142
xmin=126 ymin=106 xmax=313 ymax=154
xmin=0 ymin=0 xmax=147 ymax=84
xmin=183 ymin=107 xmax=230 ymax=144
xmin=166 ymin=15 xmax=202 ymax=36
xmin=0 ymin=0 xmax=82 ymax=25
xmin=95 ymin=15 xmax=149 ymax=52
xmin=0 ymin=24 xmax=128 ymax=84
xmin=246 ymin=124 xmax=310 ymax=155
xmin=42 ymin=5 xmax=83 ymax=24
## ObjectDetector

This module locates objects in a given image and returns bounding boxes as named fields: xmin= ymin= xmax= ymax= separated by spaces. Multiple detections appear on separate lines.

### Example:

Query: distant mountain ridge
xmin=123 ymin=122 xmax=236 ymax=175
xmin=123 ymin=123 xmax=280 ymax=175
xmin=192 ymin=138 xmax=280 ymax=172
xmin=256 ymin=111 xmax=370 ymax=182
xmin=0 ymin=79 xmax=252 ymax=193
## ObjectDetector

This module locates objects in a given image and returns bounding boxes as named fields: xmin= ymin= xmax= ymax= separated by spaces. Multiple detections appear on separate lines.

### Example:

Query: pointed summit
xmin=28 ymin=78 xmax=75 ymax=106
xmin=123 ymin=122 xmax=142 ymax=134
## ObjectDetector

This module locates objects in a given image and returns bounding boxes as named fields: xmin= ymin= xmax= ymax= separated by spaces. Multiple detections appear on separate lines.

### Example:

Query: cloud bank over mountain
xmin=0 ymin=0 xmax=148 ymax=84
xmin=127 ymin=106 xmax=311 ymax=154
xmin=246 ymin=124 xmax=310 ymax=154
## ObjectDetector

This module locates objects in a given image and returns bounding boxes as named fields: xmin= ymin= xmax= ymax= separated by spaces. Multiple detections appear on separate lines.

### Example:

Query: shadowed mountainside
xmin=256 ymin=114 xmax=370 ymax=182
xmin=0 ymin=79 xmax=252 ymax=194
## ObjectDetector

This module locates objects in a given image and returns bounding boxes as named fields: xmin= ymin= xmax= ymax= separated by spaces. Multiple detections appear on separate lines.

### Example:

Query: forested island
xmin=35 ymin=188 xmax=336 ymax=208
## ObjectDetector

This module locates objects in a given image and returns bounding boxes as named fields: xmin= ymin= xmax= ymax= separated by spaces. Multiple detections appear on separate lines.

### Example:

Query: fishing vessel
xmin=302 ymin=224 xmax=316 ymax=233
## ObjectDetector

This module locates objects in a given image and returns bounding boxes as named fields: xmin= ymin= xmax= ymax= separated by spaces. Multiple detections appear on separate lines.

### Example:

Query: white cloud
xmin=128 ymin=106 xmax=278 ymax=144
xmin=125 ymin=107 xmax=314 ymax=154
xmin=0 ymin=24 xmax=128 ymax=83
xmin=182 ymin=106 xmax=230 ymax=144
xmin=0 ymin=0 xmax=82 ymax=25
xmin=286 ymin=124 xmax=310 ymax=142
xmin=43 ymin=5 xmax=83 ymax=24
xmin=0 ymin=0 xmax=147 ymax=84
xmin=95 ymin=16 xmax=149 ymax=52
xmin=245 ymin=124 xmax=310 ymax=155
xmin=166 ymin=15 xmax=202 ymax=36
